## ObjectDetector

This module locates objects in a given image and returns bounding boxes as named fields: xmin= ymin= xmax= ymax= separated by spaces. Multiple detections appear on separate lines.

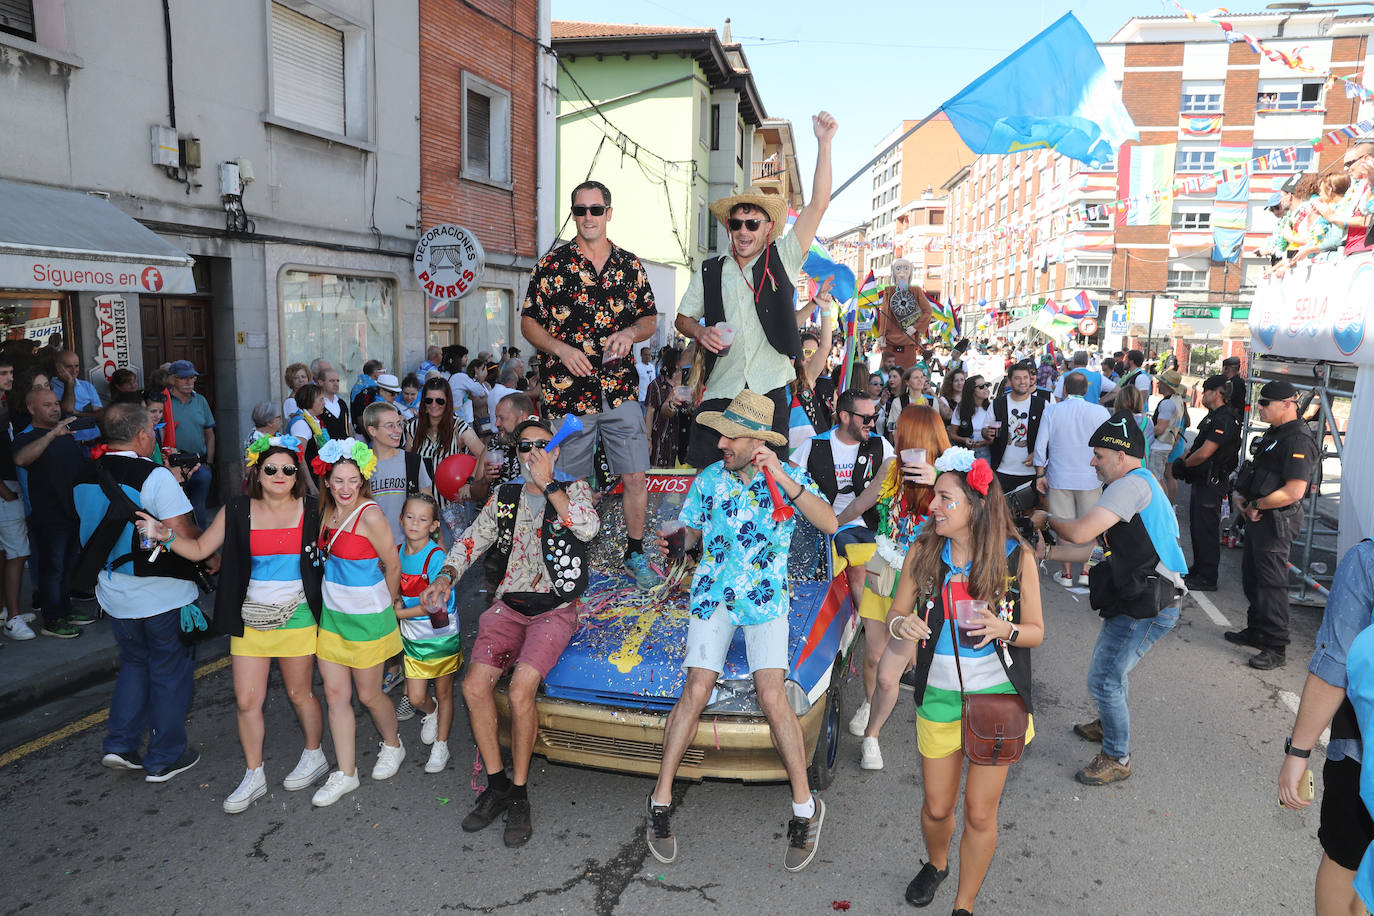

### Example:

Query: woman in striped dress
xmin=310 ymin=437 xmax=406 ymax=808
xmin=405 ymin=377 xmax=486 ymax=545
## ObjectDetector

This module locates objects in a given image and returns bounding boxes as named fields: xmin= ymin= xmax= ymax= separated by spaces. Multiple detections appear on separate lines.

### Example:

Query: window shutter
xmin=271 ymin=3 xmax=346 ymax=135
xmin=466 ymin=90 xmax=491 ymax=176
xmin=0 ymin=0 xmax=35 ymax=39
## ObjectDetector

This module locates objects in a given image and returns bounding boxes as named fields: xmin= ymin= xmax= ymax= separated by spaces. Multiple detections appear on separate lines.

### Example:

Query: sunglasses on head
xmin=727 ymin=218 xmax=765 ymax=232
xmin=262 ymin=462 xmax=298 ymax=477
xmin=423 ymin=396 xmax=446 ymax=405
xmin=517 ymin=439 xmax=552 ymax=453
xmin=572 ymin=205 xmax=607 ymax=217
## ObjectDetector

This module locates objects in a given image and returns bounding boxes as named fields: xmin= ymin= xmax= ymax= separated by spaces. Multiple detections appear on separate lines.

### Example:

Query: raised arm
xmin=789 ymin=112 xmax=838 ymax=253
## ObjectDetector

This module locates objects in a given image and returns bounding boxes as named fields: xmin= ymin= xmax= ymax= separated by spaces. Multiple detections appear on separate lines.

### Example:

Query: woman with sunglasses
xmin=137 ymin=437 xmax=328 ymax=813
xmin=949 ymin=374 xmax=994 ymax=459
xmin=937 ymin=369 xmax=965 ymax=425
xmin=886 ymin=449 xmax=1044 ymax=914
xmin=405 ymin=377 xmax=486 ymax=545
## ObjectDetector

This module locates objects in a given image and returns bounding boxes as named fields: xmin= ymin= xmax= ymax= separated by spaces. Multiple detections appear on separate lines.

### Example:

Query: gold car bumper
xmin=494 ymin=690 xmax=826 ymax=783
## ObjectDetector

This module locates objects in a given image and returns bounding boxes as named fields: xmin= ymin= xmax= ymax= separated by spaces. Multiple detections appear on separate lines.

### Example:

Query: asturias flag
xmin=941 ymin=12 xmax=1138 ymax=168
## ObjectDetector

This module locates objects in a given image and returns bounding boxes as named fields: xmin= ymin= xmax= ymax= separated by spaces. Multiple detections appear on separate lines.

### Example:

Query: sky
xmin=550 ymin=0 xmax=1188 ymax=233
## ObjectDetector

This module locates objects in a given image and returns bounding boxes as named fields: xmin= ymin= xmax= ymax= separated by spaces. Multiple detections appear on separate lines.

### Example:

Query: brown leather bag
xmin=950 ymin=617 xmax=1028 ymax=766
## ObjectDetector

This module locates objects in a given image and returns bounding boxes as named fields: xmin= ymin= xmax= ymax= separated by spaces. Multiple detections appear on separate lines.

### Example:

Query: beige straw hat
xmin=708 ymin=186 xmax=788 ymax=243
xmin=695 ymin=389 xmax=787 ymax=446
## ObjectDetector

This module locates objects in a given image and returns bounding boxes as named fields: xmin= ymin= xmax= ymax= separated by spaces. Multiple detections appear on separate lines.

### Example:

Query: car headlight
xmin=703 ymin=678 xmax=760 ymax=715
xmin=784 ymin=678 xmax=812 ymax=716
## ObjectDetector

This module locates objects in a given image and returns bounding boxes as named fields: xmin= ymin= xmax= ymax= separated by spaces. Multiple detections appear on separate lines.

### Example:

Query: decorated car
xmin=494 ymin=469 xmax=860 ymax=788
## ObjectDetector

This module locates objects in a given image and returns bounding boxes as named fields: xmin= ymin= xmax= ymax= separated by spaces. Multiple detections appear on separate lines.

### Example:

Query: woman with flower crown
xmin=138 ymin=433 xmax=328 ymax=814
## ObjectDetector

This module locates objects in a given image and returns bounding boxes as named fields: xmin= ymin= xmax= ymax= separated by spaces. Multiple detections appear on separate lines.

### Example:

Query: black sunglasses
xmin=423 ymin=396 xmax=447 ymax=405
xmin=572 ymin=205 xmax=607 ymax=217
xmin=846 ymin=411 xmax=878 ymax=425
xmin=727 ymin=218 xmax=765 ymax=232
xmin=517 ymin=439 xmax=552 ymax=453
xmin=976 ymin=382 xmax=992 ymax=389
xmin=1257 ymin=397 xmax=1292 ymax=408
xmin=262 ymin=463 xmax=298 ymax=477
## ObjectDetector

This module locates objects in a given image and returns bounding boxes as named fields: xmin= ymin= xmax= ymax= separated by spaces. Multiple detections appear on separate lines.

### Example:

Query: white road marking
xmin=1190 ymin=590 xmax=1229 ymax=628
xmin=1278 ymin=690 xmax=1330 ymax=748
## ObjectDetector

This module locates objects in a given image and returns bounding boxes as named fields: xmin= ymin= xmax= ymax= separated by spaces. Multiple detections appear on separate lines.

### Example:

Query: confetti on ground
xmin=832 ymin=902 xmax=851 ymax=911
xmin=437 ymin=797 xmax=451 ymax=806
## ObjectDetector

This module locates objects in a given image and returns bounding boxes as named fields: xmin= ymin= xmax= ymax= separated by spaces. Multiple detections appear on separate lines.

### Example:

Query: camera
xmin=166 ymin=451 xmax=202 ymax=471
xmin=1004 ymin=480 xmax=1057 ymax=548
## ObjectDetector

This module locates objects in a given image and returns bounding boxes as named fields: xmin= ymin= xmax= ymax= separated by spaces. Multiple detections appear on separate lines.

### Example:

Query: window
xmin=1257 ymin=81 xmax=1324 ymax=112
xmin=462 ymin=74 xmax=511 ymax=186
xmin=270 ymin=3 xmax=345 ymax=134
xmin=1167 ymin=266 xmax=1208 ymax=289
xmin=1181 ymin=81 xmax=1224 ymax=113
xmin=1172 ymin=210 xmax=1212 ymax=230
xmin=1176 ymin=147 xmax=1216 ymax=172
xmin=930 ymin=210 xmax=944 ymax=225
xmin=708 ymin=212 xmax=719 ymax=252
xmin=710 ymin=104 xmax=721 ymax=151
xmin=0 ymin=0 xmax=34 ymax=40
xmin=280 ymin=270 xmax=396 ymax=381
xmin=736 ymin=121 xmax=744 ymax=168
xmin=697 ymin=196 xmax=708 ymax=251
xmin=1073 ymin=263 xmax=1110 ymax=287
xmin=1253 ymin=144 xmax=1313 ymax=172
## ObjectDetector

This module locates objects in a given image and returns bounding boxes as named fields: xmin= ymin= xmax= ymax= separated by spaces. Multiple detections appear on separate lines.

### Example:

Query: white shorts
xmin=0 ymin=482 xmax=29 ymax=557
xmin=683 ymin=602 xmax=790 ymax=674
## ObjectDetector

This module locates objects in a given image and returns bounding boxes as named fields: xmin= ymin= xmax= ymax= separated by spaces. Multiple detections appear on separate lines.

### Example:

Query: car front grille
xmin=540 ymin=728 xmax=706 ymax=766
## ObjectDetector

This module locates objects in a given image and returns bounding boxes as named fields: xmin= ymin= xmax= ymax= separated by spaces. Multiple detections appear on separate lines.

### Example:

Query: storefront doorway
xmin=140 ymin=296 xmax=216 ymax=408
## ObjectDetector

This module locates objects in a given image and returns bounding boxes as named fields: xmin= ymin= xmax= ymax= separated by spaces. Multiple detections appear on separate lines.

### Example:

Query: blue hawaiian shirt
xmin=679 ymin=461 xmax=821 ymax=626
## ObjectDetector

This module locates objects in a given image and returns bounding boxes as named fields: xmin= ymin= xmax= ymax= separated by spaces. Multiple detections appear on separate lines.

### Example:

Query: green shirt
xmin=678 ymin=231 xmax=804 ymax=400
xmin=166 ymin=390 xmax=215 ymax=457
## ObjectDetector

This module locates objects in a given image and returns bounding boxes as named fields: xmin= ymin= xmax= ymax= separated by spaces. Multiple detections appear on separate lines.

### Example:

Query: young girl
xmin=395 ymin=495 xmax=461 ymax=774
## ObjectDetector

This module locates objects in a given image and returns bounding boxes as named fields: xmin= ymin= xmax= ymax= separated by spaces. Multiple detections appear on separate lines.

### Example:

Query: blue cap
xmin=1265 ymin=192 xmax=1282 ymax=209
xmin=168 ymin=359 xmax=199 ymax=378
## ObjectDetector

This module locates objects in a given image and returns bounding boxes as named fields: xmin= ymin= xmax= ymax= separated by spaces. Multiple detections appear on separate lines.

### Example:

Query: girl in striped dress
xmin=311 ymin=438 xmax=406 ymax=808
xmin=396 ymin=495 xmax=461 ymax=774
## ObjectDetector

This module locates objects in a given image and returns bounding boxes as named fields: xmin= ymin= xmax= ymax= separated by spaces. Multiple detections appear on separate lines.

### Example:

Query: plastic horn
xmin=762 ymin=467 xmax=795 ymax=521
xmin=545 ymin=414 xmax=584 ymax=452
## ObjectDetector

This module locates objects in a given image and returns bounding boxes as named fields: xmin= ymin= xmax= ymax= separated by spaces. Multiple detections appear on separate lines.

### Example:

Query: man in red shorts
xmin=423 ymin=419 xmax=599 ymax=847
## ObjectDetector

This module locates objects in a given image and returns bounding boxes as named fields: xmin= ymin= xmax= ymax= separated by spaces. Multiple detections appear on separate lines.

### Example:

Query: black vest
xmin=320 ymin=402 xmax=348 ymax=441
xmin=989 ymin=389 xmax=1050 ymax=470
xmin=491 ymin=482 xmax=590 ymax=615
xmin=806 ymin=434 xmax=884 ymax=529
xmin=701 ymin=243 xmax=802 ymax=383
xmin=214 ymin=495 xmax=325 ymax=637
xmin=1186 ymin=405 xmax=1242 ymax=482
xmin=1240 ymin=418 xmax=1317 ymax=501
xmin=1093 ymin=513 xmax=1170 ymax=620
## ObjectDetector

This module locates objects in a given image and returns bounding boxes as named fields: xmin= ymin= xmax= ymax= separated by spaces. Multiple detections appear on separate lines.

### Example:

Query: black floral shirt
xmin=522 ymin=240 xmax=657 ymax=417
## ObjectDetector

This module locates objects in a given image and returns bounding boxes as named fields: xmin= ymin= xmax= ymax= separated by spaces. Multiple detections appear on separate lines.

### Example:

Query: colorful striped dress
xmin=398 ymin=543 xmax=462 ymax=679
xmin=316 ymin=502 xmax=401 ymax=669
xmin=231 ymin=512 xmax=317 ymax=659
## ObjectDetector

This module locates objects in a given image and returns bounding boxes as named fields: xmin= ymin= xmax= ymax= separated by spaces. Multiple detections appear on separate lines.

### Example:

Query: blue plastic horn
xmin=545 ymin=414 xmax=584 ymax=451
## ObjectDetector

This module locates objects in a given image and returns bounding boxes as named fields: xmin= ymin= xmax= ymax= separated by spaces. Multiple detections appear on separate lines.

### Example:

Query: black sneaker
xmin=646 ymin=796 xmax=677 ymax=864
xmin=905 ymin=860 xmax=949 ymax=907
xmin=462 ymin=784 xmax=513 ymax=832
xmin=1183 ymin=576 xmax=1217 ymax=592
xmin=1249 ymin=648 xmax=1287 ymax=670
xmin=145 ymin=747 xmax=200 ymax=783
xmin=1224 ymin=628 xmax=1263 ymax=648
xmin=1072 ymin=719 xmax=1103 ymax=743
xmin=503 ymin=797 xmax=532 ymax=848
xmin=101 ymin=751 xmax=143 ymax=771
xmin=898 ymin=668 xmax=919 ymax=690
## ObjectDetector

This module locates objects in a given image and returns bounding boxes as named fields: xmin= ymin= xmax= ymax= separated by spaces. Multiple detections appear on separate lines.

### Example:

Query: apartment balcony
xmin=751 ymin=159 xmax=792 ymax=199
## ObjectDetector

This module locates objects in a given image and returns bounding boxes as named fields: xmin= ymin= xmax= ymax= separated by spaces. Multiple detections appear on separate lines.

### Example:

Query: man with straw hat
xmin=675 ymin=112 xmax=839 ymax=469
xmin=643 ymin=389 xmax=838 ymax=873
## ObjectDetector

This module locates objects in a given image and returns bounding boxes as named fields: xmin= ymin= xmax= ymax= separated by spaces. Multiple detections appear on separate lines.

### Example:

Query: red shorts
xmin=469 ymin=599 xmax=580 ymax=679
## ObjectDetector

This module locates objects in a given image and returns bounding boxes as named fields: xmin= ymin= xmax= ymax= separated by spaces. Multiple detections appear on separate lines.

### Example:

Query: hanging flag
xmin=801 ymin=238 xmax=857 ymax=304
xmin=1179 ymin=115 xmax=1223 ymax=137
xmin=787 ymin=389 xmax=817 ymax=457
xmin=941 ymin=13 xmax=1138 ymax=167
xmin=837 ymin=302 xmax=860 ymax=393
xmin=855 ymin=270 xmax=881 ymax=310
xmin=1212 ymin=144 xmax=1252 ymax=262
xmin=1115 ymin=143 xmax=1176 ymax=227
xmin=1063 ymin=290 xmax=1094 ymax=319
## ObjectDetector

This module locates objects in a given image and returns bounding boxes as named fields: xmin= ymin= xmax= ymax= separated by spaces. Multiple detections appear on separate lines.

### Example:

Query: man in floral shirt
xmin=642 ymin=390 xmax=838 ymax=874
xmin=521 ymin=180 xmax=661 ymax=589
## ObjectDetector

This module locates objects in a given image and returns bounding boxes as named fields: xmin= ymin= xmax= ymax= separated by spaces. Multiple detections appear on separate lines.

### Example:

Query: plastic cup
xmin=659 ymin=519 xmax=686 ymax=559
xmin=954 ymin=599 xmax=990 ymax=649
xmin=901 ymin=448 xmax=926 ymax=468
xmin=673 ymin=385 xmax=691 ymax=404
xmin=424 ymin=593 xmax=450 ymax=629
xmin=714 ymin=322 xmax=736 ymax=355
xmin=486 ymin=449 xmax=505 ymax=470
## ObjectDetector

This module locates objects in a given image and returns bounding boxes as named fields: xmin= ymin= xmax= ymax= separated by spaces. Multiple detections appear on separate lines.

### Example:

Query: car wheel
xmin=807 ymin=653 xmax=844 ymax=791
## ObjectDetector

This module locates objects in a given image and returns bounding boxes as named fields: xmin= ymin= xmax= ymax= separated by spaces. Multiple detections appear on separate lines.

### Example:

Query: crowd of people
xmin=1257 ymin=140 xmax=1374 ymax=268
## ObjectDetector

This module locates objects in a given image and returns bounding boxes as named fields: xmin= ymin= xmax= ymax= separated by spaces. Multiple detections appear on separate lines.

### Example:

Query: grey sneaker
xmin=646 ymin=796 xmax=677 ymax=864
xmin=624 ymin=552 xmax=661 ymax=590
xmin=783 ymin=795 xmax=826 ymax=872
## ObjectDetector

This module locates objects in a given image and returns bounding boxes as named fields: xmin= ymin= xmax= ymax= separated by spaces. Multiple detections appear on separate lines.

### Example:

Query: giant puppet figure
xmin=879 ymin=258 xmax=934 ymax=368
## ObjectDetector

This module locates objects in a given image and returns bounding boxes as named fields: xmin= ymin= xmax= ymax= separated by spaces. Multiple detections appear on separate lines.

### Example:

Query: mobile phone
xmin=67 ymin=417 xmax=98 ymax=431
xmin=1299 ymin=768 xmax=1315 ymax=802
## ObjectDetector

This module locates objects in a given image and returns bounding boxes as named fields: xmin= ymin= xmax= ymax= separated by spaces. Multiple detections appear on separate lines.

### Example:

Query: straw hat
xmin=1158 ymin=369 xmax=1184 ymax=389
xmin=696 ymin=390 xmax=787 ymax=446
xmin=708 ymin=186 xmax=788 ymax=243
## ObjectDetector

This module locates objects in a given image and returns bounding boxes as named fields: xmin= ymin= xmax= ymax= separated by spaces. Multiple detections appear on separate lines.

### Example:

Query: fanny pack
xmin=502 ymin=591 xmax=571 ymax=617
xmin=241 ymin=591 xmax=305 ymax=631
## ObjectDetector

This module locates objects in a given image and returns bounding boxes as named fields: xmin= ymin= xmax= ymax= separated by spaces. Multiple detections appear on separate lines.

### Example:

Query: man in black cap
xmin=1221 ymin=356 xmax=1247 ymax=413
xmin=1172 ymin=376 xmax=1243 ymax=591
xmin=1031 ymin=415 xmax=1188 ymax=786
xmin=1225 ymin=381 xmax=1318 ymax=670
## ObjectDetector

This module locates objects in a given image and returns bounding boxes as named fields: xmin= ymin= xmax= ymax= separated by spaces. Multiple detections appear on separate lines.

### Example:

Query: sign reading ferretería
xmin=414 ymin=224 xmax=486 ymax=300
xmin=1250 ymin=254 xmax=1374 ymax=364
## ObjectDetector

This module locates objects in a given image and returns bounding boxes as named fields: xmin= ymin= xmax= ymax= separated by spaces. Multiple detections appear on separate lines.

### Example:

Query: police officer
xmin=1221 ymin=356 xmax=1247 ymax=413
xmin=1224 ymin=380 xmax=1318 ymax=670
xmin=1173 ymin=375 xmax=1242 ymax=592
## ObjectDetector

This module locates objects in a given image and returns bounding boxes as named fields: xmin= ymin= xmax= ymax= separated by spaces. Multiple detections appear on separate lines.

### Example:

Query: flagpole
xmin=831 ymin=108 xmax=942 ymax=199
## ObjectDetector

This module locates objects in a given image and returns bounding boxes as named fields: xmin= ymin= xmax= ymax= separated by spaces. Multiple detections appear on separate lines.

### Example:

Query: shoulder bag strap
xmin=327 ymin=501 xmax=371 ymax=553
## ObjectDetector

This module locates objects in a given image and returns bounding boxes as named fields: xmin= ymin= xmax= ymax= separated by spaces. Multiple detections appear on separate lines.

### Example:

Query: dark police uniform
xmin=1225 ymin=375 xmax=1247 ymax=413
xmin=1236 ymin=417 xmax=1318 ymax=650
xmin=1178 ymin=404 xmax=1241 ymax=585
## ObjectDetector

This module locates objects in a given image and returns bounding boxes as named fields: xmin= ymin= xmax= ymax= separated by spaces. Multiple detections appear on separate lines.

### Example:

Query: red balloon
xmin=434 ymin=453 xmax=477 ymax=500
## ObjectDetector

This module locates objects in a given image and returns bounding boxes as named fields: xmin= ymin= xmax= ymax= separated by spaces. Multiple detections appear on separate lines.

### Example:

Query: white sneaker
xmin=1053 ymin=572 xmax=1074 ymax=588
xmin=311 ymin=769 xmax=360 ymax=807
xmin=860 ymin=736 xmax=884 ymax=770
xmin=425 ymin=740 xmax=450 ymax=774
xmin=17 ymin=612 xmax=34 ymax=624
xmin=420 ymin=711 xmax=438 ymax=746
xmin=4 ymin=616 xmax=35 ymax=640
xmin=223 ymin=766 xmax=267 ymax=814
xmin=1077 ymin=572 xmax=1090 ymax=587
xmin=371 ymin=739 xmax=405 ymax=780
xmin=848 ymin=700 xmax=871 ymax=737
xmin=282 ymin=747 xmax=329 ymax=791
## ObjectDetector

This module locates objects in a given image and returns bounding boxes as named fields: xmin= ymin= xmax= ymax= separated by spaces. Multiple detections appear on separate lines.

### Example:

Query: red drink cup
xmin=424 ymin=594 xmax=450 ymax=629
xmin=659 ymin=519 xmax=686 ymax=559
xmin=954 ymin=599 xmax=989 ymax=650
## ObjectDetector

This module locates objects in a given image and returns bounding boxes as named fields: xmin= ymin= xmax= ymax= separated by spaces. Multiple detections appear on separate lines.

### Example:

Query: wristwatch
xmin=1284 ymin=737 xmax=1312 ymax=758
xmin=1007 ymin=625 xmax=1020 ymax=645
xmin=543 ymin=481 xmax=561 ymax=497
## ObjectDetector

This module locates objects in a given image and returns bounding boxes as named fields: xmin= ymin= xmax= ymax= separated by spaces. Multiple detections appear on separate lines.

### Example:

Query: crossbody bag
xmin=950 ymin=601 xmax=1028 ymax=766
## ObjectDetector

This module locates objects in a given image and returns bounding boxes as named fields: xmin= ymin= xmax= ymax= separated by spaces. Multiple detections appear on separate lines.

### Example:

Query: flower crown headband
xmin=932 ymin=446 xmax=994 ymax=496
xmin=245 ymin=434 xmax=305 ymax=467
xmin=310 ymin=437 xmax=377 ymax=479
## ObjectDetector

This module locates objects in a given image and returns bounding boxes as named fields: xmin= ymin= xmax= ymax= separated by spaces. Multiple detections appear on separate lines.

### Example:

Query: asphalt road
xmin=0 ymin=520 xmax=1326 ymax=915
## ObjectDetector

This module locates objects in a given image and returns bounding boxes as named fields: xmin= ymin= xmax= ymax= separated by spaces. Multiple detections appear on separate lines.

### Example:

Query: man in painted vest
xmin=1031 ymin=416 xmax=1187 ymax=787
xmin=676 ymin=111 xmax=838 ymax=468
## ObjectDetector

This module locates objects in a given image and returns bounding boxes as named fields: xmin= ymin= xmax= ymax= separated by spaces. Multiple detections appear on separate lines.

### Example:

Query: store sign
xmin=22 ymin=317 xmax=62 ymax=342
xmin=1250 ymin=254 xmax=1374 ymax=364
xmin=414 ymin=224 xmax=486 ymax=300
xmin=1107 ymin=306 xmax=1128 ymax=336
xmin=94 ymin=295 xmax=130 ymax=382
xmin=0 ymin=254 xmax=194 ymax=294
xmin=1175 ymin=305 xmax=1220 ymax=320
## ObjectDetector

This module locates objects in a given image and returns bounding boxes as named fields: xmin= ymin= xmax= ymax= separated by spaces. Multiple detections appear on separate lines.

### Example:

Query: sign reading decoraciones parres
xmin=414 ymin=224 xmax=486 ymax=300
xmin=1250 ymin=253 xmax=1374 ymax=365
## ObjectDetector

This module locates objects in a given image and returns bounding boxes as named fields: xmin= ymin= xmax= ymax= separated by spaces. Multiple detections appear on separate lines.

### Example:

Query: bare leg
xmin=951 ymin=762 xmax=1011 ymax=912
xmin=278 ymin=654 xmax=323 ymax=749
xmin=352 ymin=661 xmax=400 ymax=746
xmin=407 ymin=678 xmax=437 ymax=716
xmin=463 ymin=662 xmax=505 ymax=775
xmin=755 ymin=667 xmax=810 ymax=805
xmin=507 ymin=663 xmax=543 ymax=785
xmin=865 ymin=633 xmax=918 ymax=739
xmin=651 ymin=667 xmax=717 ymax=804
xmin=860 ymin=616 xmax=888 ymax=704
xmin=231 ymin=655 xmax=271 ymax=769
xmin=433 ymin=673 xmax=454 ymax=742
xmin=919 ymin=750 xmax=964 ymax=871
xmin=1315 ymin=853 xmax=1368 ymax=916
xmin=318 ymin=659 xmax=357 ymax=775
xmin=621 ymin=470 xmax=648 ymax=543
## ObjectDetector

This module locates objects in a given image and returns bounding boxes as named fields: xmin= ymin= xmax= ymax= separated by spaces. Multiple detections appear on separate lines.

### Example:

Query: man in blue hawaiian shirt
xmin=643 ymin=390 xmax=838 ymax=873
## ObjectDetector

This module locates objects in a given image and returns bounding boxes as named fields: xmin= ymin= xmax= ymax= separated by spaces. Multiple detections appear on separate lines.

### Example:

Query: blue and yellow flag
xmin=941 ymin=13 xmax=1137 ymax=168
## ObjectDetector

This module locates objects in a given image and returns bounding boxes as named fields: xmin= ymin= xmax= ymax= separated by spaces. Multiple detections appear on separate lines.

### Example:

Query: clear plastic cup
xmin=673 ymin=385 xmax=691 ymax=404
xmin=659 ymin=519 xmax=686 ymax=559
xmin=954 ymin=599 xmax=990 ymax=649
xmin=486 ymin=449 xmax=505 ymax=470
xmin=714 ymin=322 xmax=736 ymax=355
xmin=901 ymin=448 xmax=926 ymax=468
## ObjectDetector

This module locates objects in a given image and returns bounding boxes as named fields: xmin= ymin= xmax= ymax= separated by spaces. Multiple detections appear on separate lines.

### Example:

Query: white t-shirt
xmin=487 ymin=383 xmax=521 ymax=425
xmin=790 ymin=434 xmax=895 ymax=516
xmin=636 ymin=362 xmax=658 ymax=401
xmin=996 ymin=393 xmax=1035 ymax=476
xmin=1147 ymin=396 xmax=1180 ymax=454
xmin=951 ymin=405 xmax=991 ymax=445
xmin=448 ymin=372 xmax=487 ymax=424
xmin=95 ymin=453 xmax=198 ymax=618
